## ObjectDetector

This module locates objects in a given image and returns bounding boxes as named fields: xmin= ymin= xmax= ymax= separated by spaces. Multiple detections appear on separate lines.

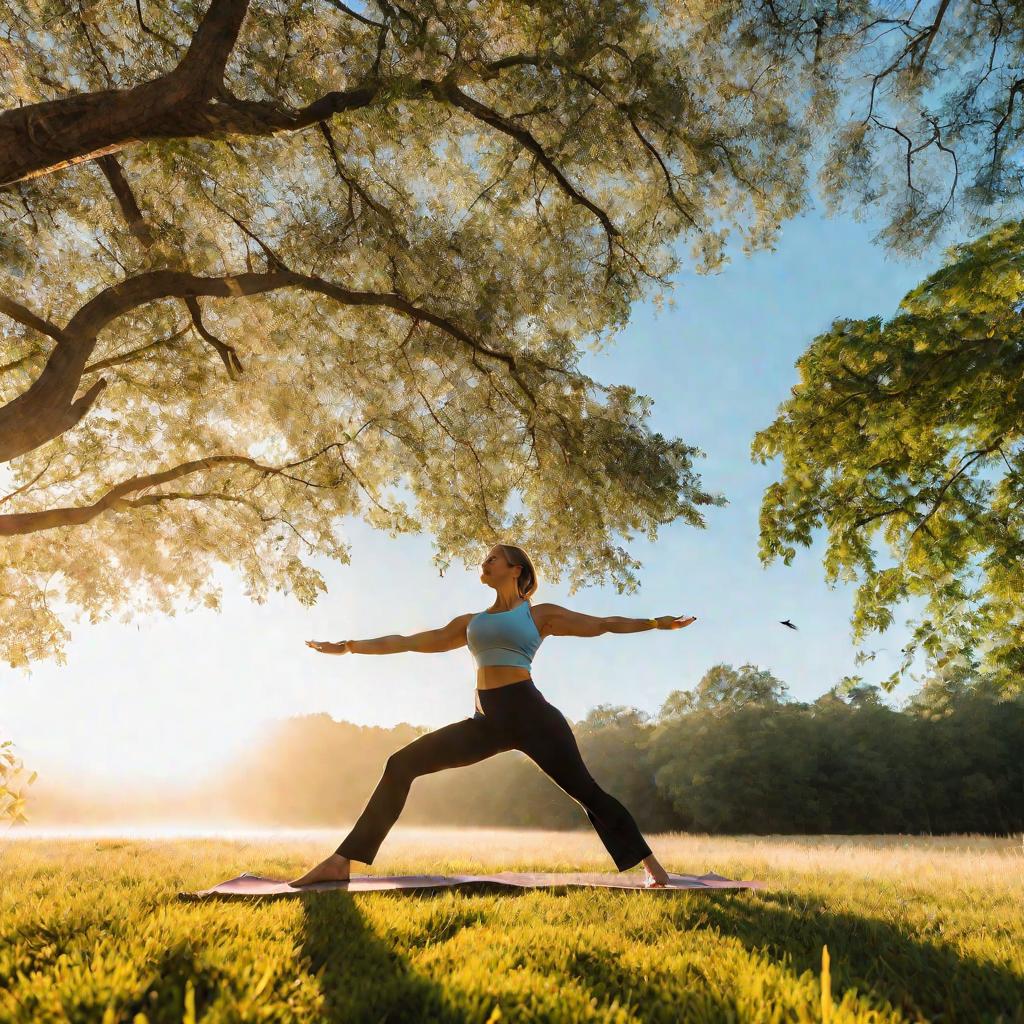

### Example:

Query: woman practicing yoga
xmin=290 ymin=543 xmax=696 ymax=889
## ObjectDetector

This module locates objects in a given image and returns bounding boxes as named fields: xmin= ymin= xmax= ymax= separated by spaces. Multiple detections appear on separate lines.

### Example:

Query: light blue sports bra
xmin=466 ymin=600 xmax=544 ymax=669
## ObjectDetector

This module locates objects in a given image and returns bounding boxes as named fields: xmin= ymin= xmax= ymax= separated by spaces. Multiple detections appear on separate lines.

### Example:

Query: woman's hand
xmin=657 ymin=615 xmax=696 ymax=630
xmin=306 ymin=639 xmax=352 ymax=654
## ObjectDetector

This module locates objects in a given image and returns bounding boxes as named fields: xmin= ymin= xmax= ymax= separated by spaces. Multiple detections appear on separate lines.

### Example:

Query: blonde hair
xmin=498 ymin=544 xmax=539 ymax=599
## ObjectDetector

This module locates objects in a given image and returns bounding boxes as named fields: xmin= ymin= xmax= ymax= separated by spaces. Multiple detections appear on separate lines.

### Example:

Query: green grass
xmin=1 ymin=829 xmax=1022 ymax=1023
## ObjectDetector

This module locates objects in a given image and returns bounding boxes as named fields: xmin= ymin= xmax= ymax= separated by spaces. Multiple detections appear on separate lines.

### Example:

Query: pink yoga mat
xmin=179 ymin=870 xmax=765 ymax=901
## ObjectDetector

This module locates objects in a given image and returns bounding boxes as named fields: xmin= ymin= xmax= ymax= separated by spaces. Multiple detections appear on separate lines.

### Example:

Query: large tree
xmin=0 ymin=0 xmax=821 ymax=670
xmin=3 ymin=0 xmax=1024 ymax=672
xmin=753 ymin=220 xmax=1024 ymax=695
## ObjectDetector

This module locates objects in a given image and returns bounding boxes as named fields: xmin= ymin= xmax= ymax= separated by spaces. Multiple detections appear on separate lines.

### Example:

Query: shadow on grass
xmin=616 ymin=888 xmax=1022 ymax=1023
xmin=113 ymin=940 xmax=224 ymax=1022
xmin=567 ymin=943 xmax=743 ymax=1022
xmin=298 ymin=890 xmax=480 ymax=1023
xmin=177 ymin=883 xmax=1021 ymax=1023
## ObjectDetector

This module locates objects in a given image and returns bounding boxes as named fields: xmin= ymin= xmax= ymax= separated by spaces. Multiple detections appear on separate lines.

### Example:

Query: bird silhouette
xmin=780 ymin=619 xmax=798 ymax=631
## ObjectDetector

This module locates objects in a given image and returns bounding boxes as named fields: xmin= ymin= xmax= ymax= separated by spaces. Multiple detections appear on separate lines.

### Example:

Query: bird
xmin=780 ymin=619 xmax=798 ymax=631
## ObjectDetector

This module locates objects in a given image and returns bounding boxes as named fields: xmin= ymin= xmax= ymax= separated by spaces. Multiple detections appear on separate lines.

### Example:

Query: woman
xmin=291 ymin=543 xmax=696 ymax=889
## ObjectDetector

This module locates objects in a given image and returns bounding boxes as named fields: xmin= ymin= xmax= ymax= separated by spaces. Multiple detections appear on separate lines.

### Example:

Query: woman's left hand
xmin=658 ymin=615 xmax=696 ymax=630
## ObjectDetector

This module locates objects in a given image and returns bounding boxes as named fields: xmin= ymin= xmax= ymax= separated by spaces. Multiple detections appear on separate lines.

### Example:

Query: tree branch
xmin=97 ymin=155 xmax=155 ymax=248
xmin=184 ymin=295 xmax=244 ymax=377
xmin=0 ymin=295 xmax=67 ymax=346
xmin=0 ymin=0 xmax=250 ymax=187
xmin=909 ymin=439 xmax=1004 ymax=541
xmin=0 ymin=444 xmax=358 ymax=536
xmin=0 ymin=267 xmax=537 ymax=464
xmin=82 ymin=326 xmax=189 ymax=374
xmin=427 ymin=79 xmax=620 ymax=273
xmin=322 ymin=0 xmax=384 ymax=29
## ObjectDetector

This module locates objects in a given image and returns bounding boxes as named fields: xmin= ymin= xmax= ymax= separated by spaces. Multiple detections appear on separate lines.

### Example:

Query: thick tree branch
xmin=0 ymin=0 xmax=250 ymax=187
xmin=0 ymin=267 xmax=536 ymax=464
xmin=180 ymin=80 xmax=383 ymax=137
xmin=0 ymin=445 xmax=355 ymax=536
xmin=170 ymin=0 xmax=251 ymax=98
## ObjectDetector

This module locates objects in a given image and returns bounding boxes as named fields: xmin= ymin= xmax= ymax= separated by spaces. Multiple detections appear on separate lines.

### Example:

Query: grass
xmin=1 ymin=828 xmax=1022 ymax=1023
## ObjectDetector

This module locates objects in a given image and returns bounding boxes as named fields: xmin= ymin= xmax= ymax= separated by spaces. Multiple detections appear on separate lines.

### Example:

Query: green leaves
xmin=754 ymin=219 xmax=1024 ymax=694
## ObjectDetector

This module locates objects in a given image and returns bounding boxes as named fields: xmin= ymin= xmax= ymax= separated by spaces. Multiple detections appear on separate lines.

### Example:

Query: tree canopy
xmin=753 ymin=220 xmax=1024 ymax=695
xmin=2 ymin=0 xmax=1024 ymax=679
xmin=657 ymin=662 xmax=790 ymax=719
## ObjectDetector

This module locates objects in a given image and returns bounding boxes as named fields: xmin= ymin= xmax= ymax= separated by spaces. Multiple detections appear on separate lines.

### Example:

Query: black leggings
xmin=334 ymin=678 xmax=653 ymax=872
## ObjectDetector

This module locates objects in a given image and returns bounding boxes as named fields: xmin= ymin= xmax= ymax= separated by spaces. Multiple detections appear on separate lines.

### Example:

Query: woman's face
xmin=480 ymin=547 xmax=518 ymax=588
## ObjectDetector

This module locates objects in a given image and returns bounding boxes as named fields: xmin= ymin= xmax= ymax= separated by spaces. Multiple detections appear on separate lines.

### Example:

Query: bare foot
xmin=641 ymin=853 xmax=670 ymax=888
xmin=289 ymin=853 xmax=351 ymax=887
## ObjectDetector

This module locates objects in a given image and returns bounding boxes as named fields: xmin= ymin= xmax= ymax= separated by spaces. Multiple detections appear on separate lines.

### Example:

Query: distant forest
xmin=207 ymin=664 xmax=1024 ymax=835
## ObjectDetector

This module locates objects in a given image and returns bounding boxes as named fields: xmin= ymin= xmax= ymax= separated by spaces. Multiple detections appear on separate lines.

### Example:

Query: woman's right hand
xmin=306 ymin=639 xmax=352 ymax=655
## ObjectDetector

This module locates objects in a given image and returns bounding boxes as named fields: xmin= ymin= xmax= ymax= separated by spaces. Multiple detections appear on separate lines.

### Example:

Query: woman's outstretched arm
xmin=306 ymin=613 xmax=473 ymax=655
xmin=536 ymin=603 xmax=695 ymax=638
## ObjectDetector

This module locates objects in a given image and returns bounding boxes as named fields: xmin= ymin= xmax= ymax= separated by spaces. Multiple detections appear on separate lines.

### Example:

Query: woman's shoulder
xmin=526 ymin=601 xmax=555 ymax=632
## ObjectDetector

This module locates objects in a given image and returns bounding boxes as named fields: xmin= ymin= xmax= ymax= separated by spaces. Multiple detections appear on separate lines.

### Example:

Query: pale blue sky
xmin=0 ymin=203 xmax=939 ymax=789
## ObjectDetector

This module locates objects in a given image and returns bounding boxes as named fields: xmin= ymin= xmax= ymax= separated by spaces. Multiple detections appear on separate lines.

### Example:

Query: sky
xmin=0 ymin=201 xmax=941 ymax=791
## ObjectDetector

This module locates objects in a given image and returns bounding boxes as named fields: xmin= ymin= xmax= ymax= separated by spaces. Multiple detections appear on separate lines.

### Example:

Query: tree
xmin=6 ymin=1 xmax=1024 ymax=248
xmin=905 ymin=663 xmax=1009 ymax=719
xmin=5 ymin=1 xmax=1024 ymax=668
xmin=12 ymin=0 xmax=836 ymax=668
xmin=658 ymin=662 xmax=790 ymax=718
xmin=753 ymin=221 xmax=1024 ymax=695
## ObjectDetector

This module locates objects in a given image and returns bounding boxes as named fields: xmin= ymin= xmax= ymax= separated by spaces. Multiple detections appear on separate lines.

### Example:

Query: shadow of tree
xmin=173 ymin=881 xmax=1021 ymax=1022
xmin=563 ymin=888 xmax=1022 ymax=1023
xmin=711 ymin=889 xmax=1022 ymax=1020
xmin=566 ymin=944 xmax=741 ymax=1022
xmin=298 ymin=891 xmax=478 ymax=1023
xmin=114 ymin=941 xmax=223 ymax=1021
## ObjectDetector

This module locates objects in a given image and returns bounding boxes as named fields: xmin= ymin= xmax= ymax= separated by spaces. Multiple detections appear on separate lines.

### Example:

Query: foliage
xmin=0 ymin=739 xmax=36 ymax=825
xmin=7 ymin=0 xmax=832 ymax=670
xmin=743 ymin=0 xmax=1024 ymax=253
xmin=657 ymin=662 xmax=790 ymax=719
xmin=753 ymin=220 xmax=1024 ymax=694
xmin=6 ymin=0 xmax=1024 ymax=677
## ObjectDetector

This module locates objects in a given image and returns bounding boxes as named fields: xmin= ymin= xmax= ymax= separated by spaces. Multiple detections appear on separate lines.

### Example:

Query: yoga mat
xmin=178 ymin=870 xmax=765 ymax=902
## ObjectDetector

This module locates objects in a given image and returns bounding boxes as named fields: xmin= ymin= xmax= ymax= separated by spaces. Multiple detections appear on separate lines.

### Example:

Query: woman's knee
xmin=553 ymin=769 xmax=605 ymax=806
xmin=383 ymin=748 xmax=419 ymax=780
xmin=575 ymin=778 xmax=629 ymax=816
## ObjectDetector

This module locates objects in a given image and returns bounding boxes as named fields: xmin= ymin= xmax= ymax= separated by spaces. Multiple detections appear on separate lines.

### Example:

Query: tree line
xmin=208 ymin=664 xmax=1024 ymax=835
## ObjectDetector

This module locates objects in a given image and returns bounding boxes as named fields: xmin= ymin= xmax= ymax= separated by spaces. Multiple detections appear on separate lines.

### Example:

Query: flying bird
xmin=780 ymin=619 xmax=798 ymax=631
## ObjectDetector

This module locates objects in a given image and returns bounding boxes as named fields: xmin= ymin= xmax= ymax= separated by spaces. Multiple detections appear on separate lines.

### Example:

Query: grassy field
xmin=1 ymin=827 xmax=1021 ymax=1023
